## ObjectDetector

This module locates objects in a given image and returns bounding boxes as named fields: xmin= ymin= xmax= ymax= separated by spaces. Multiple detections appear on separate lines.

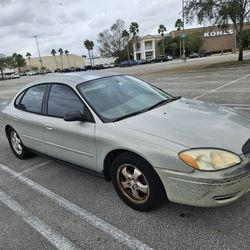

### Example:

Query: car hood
xmin=117 ymin=98 xmax=250 ymax=154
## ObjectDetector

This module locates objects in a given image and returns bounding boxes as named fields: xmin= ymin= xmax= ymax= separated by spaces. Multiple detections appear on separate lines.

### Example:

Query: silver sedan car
xmin=0 ymin=72 xmax=250 ymax=211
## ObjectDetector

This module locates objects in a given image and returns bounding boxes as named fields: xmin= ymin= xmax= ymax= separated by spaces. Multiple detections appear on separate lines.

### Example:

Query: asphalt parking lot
xmin=0 ymin=54 xmax=250 ymax=250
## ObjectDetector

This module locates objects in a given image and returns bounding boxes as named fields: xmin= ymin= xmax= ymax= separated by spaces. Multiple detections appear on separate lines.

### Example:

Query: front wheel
xmin=111 ymin=152 xmax=166 ymax=211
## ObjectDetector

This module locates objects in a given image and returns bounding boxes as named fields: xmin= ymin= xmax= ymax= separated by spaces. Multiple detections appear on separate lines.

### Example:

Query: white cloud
xmin=0 ymin=0 xmax=199 ymax=57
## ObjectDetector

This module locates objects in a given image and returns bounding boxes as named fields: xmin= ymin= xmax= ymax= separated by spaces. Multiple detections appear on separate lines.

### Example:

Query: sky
xmin=0 ymin=0 xmax=199 ymax=58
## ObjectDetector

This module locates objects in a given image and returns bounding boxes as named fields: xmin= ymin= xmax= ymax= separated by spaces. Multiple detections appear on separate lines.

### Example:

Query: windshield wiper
xmin=145 ymin=96 xmax=182 ymax=112
xmin=145 ymin=99 xmax=171 ymax=111
xmin=113 ymin=109 xmax=147 ymax=122
xmin=171 ymin=96 xmax=182 ymax=101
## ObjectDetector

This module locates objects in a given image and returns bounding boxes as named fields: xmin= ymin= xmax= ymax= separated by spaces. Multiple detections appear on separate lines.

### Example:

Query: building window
xmin=145 ymin=51 xmax=153 ymax=59
xmin=145 ymin=41 xmax=153 ymax=50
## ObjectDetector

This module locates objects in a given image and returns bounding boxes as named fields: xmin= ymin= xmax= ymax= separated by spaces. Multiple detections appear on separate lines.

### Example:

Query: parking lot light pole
xmin=34 ymin=35 xmax=43 ymax=69
xmin=182 ymin=0 xmax=186 ymax=61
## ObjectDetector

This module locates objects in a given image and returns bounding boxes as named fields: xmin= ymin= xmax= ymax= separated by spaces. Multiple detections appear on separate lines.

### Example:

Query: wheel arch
xmin=5 ymin=125 xmax=13 ymax=137
xmin=103 ymin=149 xmax=166 ymax=196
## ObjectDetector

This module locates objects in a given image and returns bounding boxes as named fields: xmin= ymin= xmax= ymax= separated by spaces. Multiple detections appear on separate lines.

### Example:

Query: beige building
xmin=26 ymin=54 xmax=85 ymax=71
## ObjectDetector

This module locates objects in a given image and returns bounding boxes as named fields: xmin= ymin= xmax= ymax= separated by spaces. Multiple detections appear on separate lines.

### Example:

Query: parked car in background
xmin=92 ymin=64 xmax=105 ymax=70
xmin=26 ymin=71 xmax=37 ymax=76
xmin=189 ymin=52 xmax=200 ymax=59
xmin=1 ymin=72 xmax=250 ymax=212
xmin=3 ymin=74 xmax=12 ymax=79
xmin=119 ymin=61 xmax=132 ymax=67
xmin=84 ymin=65 xmax=93 ymax=71
xmin=11 ymin=73 xmax=20 ymax=79
xmin=199 ymin=50 xmax=211 ymax=57
xmin=137 ymin=59 xmax=152 ymax=65
xmin=151 ymin=55 xmax=172 ymax=63
xmin=120 ymin=60 xmax=138 ymax=67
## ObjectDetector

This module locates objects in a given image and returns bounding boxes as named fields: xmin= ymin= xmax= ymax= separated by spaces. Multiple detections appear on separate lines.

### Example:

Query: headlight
xmin=179 ymin=149 xmax=241 ymax=171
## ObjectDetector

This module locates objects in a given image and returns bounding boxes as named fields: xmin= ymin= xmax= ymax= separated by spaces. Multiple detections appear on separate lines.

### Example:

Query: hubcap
xmin=10 ymin=131 xmax=23 ymax=155
xmin=116 ymin=164 xmax=149 ymax=204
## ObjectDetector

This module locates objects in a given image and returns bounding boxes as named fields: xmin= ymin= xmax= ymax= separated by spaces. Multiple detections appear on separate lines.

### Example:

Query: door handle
xmin=45 ymin=124 xmax=53 ymax=131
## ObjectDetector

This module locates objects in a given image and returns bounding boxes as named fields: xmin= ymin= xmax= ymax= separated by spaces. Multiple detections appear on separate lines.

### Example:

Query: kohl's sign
xmin=204 ymin=29 xmax=234 ymax=38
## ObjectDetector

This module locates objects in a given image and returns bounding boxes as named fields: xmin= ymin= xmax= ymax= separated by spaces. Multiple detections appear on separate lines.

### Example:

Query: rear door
xmin=44 ymin=83 xmax=97 ymax=170
xmin=13 ymin=84 xmax=48 ymax=153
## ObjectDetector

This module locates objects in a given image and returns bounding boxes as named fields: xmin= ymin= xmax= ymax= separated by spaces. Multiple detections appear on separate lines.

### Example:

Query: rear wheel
xmin=111 ymin=152 xmax=166 ymax=211
xmin=7 ymin=128 xmax=32 ymax=159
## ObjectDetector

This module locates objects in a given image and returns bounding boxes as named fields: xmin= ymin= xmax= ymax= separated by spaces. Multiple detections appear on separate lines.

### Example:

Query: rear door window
xmin=20 ymin=84 xmax=47 ymax=114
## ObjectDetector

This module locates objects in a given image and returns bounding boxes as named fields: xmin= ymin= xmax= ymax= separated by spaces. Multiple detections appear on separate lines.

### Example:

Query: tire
xmin=111 ymin=152 xmax=166 ymax=211
xmin=7 ymin=128 xmax=32 ymax=159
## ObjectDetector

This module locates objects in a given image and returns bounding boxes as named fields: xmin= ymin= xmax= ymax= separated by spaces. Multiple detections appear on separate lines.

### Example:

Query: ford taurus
xmin=0 ymin=72 xmax=250 ymax=211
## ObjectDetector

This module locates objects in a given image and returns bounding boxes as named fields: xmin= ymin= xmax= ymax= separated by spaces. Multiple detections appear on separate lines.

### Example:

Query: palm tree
xmin=58 ymin=48 xmax=64 ymax=69
xmin=158 ymin=24 xmax=167 ymax=55
xmin=51 ymin=49 xmax=58 ymax=69
xmin=83 ymin=40 xmax=94 ymax=67
xmin=129 ymin=22 xmax=139 ymax=60
xmin=122 ymin=30 xmax=130 ymax=61
xmin=26 ymin=52 xmax=32 ymax=67
xmin=65 ymin=50 xmax=70 ymax=67
xmin=175 ymin=19 xmax=184 ymax=58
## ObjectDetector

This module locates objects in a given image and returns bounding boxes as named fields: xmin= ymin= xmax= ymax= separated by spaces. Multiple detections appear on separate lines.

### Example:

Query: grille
xmin=242 ymin=138 xmax=250 ymax=156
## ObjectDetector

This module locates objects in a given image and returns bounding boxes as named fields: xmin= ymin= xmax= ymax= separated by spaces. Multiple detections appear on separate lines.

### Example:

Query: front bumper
xmin=155 ymin=155 xmax=250 ymax=207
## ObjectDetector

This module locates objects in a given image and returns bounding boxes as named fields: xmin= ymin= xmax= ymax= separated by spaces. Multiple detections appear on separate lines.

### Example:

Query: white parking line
xmin=0 ymin=163 xmax=153 ymax=250
xmin=234 ymin=107 xmax=250 ymax=110
xmin=193 ymin=73 xmax=250 ymax=100
xmin=20 ymin=161 xmax=50 ymax=175
xmin=221 ymin=104 xmax=250 ymax=107
xmin=220 ymin=104 xmax=250 ymax=110
xmin=0 ymin=189 xmax=79 ymax=250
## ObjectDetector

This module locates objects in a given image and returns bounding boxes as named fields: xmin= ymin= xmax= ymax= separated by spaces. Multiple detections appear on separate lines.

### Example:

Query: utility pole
xmin=34 ymin=35 xmax=43 ymax=69
xmin=182 ymin=0 xmax=186 ymax=61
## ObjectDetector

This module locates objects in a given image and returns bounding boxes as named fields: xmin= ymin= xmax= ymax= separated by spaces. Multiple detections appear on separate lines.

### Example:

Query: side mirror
xmin=64 ymin=111 xmax=86 ymax=122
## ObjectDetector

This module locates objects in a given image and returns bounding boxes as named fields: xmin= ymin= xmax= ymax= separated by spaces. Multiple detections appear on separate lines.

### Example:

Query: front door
xmin=44 ymin=84 xmax=96 ymax=171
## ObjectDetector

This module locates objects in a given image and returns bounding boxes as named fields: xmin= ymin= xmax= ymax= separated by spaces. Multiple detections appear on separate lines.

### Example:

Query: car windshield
xmin=78 ymin=75 xmax=173 ymax=122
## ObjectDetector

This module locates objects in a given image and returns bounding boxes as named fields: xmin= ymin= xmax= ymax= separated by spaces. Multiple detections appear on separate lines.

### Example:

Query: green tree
xmin=26 ymin=52 xmax=32 ymax=67
xmin=58 ymin=48 xmax=64 ymax=69
xmin=122 ymin=30 xmax=131 ymax=61
xmin=84 ymin=40 xmax=94 ymax=66
xmin=0 ymin=55 xmax=9 ymax=79
xmin=65 ymin=50 xmax=70 ymax=67
xmin=31 ymin=66 xmax=39 ymax=71
xmin=12 ymin=53 xmax=26 ymax=73
xmin=169 ymin=42 xmax=178 ymax=58
xmin=97 ymin=19 xmax=129 ymax=62
xmin=129 ymin=22 xmax=139 ymax=60
xmin=175 ymin=19 xmax=184 ymax=58
xmin=186 ymin=33 xmax=203 ymax=53
xmin=158 ymin=24 xmax=167 ymax=55
xmin=184 ymin=0 xmax=250 ymax=61
xmin=51 ymin=49 xmax=58 ymax=69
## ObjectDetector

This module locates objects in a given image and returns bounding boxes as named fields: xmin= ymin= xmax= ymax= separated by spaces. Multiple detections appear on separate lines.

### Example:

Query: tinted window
xmin=48 ymin=84 xmax=84 ymax=118
xmin=20 ymin=85 xmax=47 ymax=113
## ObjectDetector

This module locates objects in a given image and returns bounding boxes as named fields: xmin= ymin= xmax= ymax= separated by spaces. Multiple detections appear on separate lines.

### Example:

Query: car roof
xmin=28 ymin=71 xmax=124 ymax=88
